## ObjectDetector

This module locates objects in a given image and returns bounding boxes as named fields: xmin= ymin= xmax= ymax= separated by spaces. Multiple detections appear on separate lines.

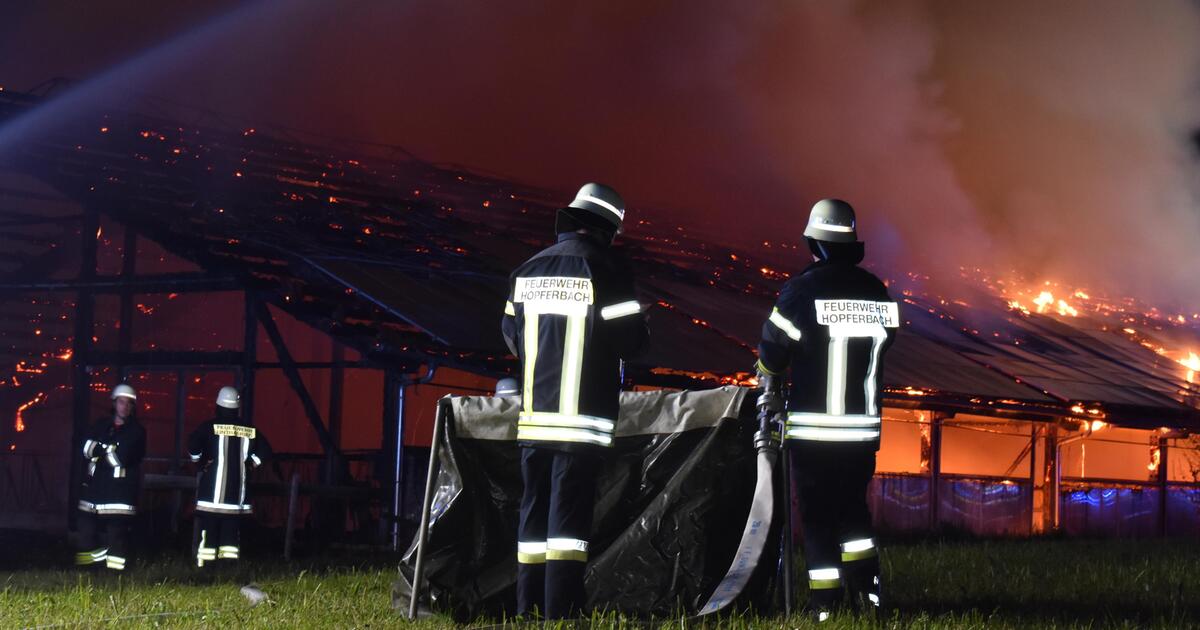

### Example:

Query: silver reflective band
xmin=516 ymin=426 xmax=613 ymax=446
xmin=189 ymin=453 xmax=201 ymax=462
xmin=576 ymin=194 xmax=625 ymax=221
xmin=518 ymin=541 xmax=547 ymax=554
xmin=250 ymin=454 xmax=262 ymax=467
xmin=786 ymin=427 xmax=880 ymax=442
xmin=547 ymin=538 xmax=589 ymax=552
xmin=868 ymin=593 xmax=880 ymax=605
xmin=505 ymin=300 xmax=516 ymax=316
xmin=841 ymin=538 xmax=875 ymax=552
xmin=809 ymin=221 xmax=854 ymax=232
xmin=809 ymin=568 xmax=840 ymax=580
xmin=519 ymin=413 xmax=615 ymax=432
xmin=787 ymin=413 xmax=881 ymax=427
xmin=769 ymin=308 xmax=803 ymax=341
xmin=600 ymin=300 xmax=641 ymax=320
xmin=83 ymin=439 xmax=96 ymax=458
xmin=78 ymin=500 xmax=136 ymax=514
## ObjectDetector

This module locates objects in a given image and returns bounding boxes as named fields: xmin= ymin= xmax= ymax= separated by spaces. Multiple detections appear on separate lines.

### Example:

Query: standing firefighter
xmin=75 ymin=383 xmax=146 ymax=571
xmin=188 ymin=386 xmax=271 ymax=567
xmin=756 ymin=199 xmax=899 ymax=621
xmin=501 ymin=183 xmax=648 ymax=619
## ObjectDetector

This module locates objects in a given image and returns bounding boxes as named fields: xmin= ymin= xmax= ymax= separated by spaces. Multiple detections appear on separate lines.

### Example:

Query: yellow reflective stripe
xmin=787 ymin=413 xmax=881 ymax=427
xmin=809 ymin=567 xmax=841 ymax=589
xmin=516 ymin=426 xmax=612 ymax=446
xmin=755 ymin=359 xmax=781 ymax=376
xmin=559 ymin=314 xmax=585 ymax=415
xmin=518 ymin=551 xmax=547 ymax=564
xmin=546 ymin=549 xmax=588 ymax=562
xmin=505 ymin=301 xmax=516 ymax=316
xmin=842 ymin=547 xmax=878 ymax=562
xmin=522 ymin=315 xmax=539 ymax=414
xmin=786 ymin=427 xmax=880 ymax=442
xmin=768 ymin=307 xmax=803 ymax=341
xmin=519 ymin=413 xmax=614 ymax=432
xmin=809 ymin=578 xmax=842 ymax=590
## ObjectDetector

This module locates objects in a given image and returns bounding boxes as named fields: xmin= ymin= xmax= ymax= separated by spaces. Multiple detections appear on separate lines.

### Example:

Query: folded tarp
xmin=396 ymin=386 xmax=785 ymax=621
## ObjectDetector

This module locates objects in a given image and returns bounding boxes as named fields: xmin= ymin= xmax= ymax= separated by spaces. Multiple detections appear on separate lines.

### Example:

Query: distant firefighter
xmin=75 ymin=383 xmax=146 ymax=572
xmin=501 ymin=183 xmax=648 ymax=619
xmin=188 ymin=386 xmax=271 ymax=567
xmin=756 ymin=199 xmax=900 ymax=621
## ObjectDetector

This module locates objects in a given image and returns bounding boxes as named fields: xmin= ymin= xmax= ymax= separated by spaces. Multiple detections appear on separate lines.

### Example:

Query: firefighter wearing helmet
xmin=756 ymin=199 xmax=899 ymax=621
xmin=187 ymin=386 xmax=271 ymax=567
xmin=501 ymin=183 xmax=649 ymax=619
xmin=75 ymin=383 xmax=146 ymax=571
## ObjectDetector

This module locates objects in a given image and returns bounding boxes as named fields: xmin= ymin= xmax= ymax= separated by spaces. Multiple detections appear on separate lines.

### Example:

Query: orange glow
xmin=1179 ymin=352 xmax=1200 ymax=383
xmin=15 ymin=392 xmax=47 ymax=432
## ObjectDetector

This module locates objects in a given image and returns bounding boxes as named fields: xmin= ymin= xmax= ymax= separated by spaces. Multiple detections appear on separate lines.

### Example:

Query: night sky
xmin=1 ymin=1 xmax=1199 ymax=305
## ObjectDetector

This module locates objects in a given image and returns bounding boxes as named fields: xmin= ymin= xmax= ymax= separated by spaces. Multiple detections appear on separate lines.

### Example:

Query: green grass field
xmin=2 ymin=537 xmax=1198 ymax=628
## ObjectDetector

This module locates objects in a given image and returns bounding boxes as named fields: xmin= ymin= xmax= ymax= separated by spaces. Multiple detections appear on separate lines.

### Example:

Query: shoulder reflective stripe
xmin=575 ymin=193 xmax=625 ymax=221
xmin=516 ymin=426 xmax=612 ymax=446
xmin=841 ymin=538 xmax=875 ymax=552
xmin=787 ymin=413 xmax=880 ymax=427
xmin=559 ymin=313 xmax=586 ymax=415
xmin=504 ymin=300 xmax=516 ymax=316
xmin=768 ymin=308 xmax=803 ymax=341
xmin=786 ymin=427 xmax=880 ymax=442
xmin=522 ymin=315 xmax=539 ymax=414
xmin=826 ymin=336 xmax=848 ymax=415
xmin=865 ymin=336 xmax=884 ymax=415
xmin=519 ymin=413 xmax=615 ymax=432
xmin=600 ymin=300 xmax=641 ymax=320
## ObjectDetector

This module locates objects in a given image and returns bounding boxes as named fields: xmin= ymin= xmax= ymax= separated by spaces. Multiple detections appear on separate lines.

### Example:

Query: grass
xmin=1 ymin=537 xmax=1198 ymax=628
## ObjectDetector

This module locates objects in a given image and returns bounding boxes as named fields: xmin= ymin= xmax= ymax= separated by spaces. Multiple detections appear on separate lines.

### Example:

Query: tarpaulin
xmin=395 ymin=386 xmax=786 ymax=621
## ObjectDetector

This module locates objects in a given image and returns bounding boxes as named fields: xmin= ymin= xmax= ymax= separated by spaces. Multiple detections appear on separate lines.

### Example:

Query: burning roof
xmin=1 ymin=88 xmax=1199 ymax=431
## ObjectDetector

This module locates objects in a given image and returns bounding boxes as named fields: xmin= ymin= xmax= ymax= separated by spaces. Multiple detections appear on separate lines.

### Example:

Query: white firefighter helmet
xmin=110 ymin=383 xmax=137 ymax=401
xmin=557 ymin=182 xmax=626 ymax=235
xmin=803 ymin=198 xmax=858 ymax=243
xmin=216 ymin=386 xmax=241 ymax=410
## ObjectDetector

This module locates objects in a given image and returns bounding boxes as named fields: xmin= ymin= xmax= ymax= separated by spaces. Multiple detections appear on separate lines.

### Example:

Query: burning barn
xmin=0 ymin=86 xmax=1198 ymax=544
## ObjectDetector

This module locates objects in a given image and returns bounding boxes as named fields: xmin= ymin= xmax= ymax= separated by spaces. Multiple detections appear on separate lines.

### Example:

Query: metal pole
xmin=391 ymin=381 xmax=406 ymax=551
xmin=928 ymin=413 xmax=943 ymax=530
xmin=409 ymin=399 xmax=445 ymax=620
xmin=171 ymin=370 xmax=186 ymax=535
xmin=1158 ymin=435 xmax=1169 ymax=537
xmin=284 ymin=472 xmax=300 ymax=560
xmin=1029 ymin=422 xmax=1038 ymax=534
xmin=780 ymin=443 xmax=794 ymax=617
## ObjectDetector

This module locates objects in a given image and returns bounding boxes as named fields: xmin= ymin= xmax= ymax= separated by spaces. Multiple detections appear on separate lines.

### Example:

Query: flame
xmin=15 ymin=392 xmax=47 ymax=432
xmin=1033 ymin=291 xmax=1054 ymax=313
xmin=1180 ymin=352 xmax=1200 ymax=383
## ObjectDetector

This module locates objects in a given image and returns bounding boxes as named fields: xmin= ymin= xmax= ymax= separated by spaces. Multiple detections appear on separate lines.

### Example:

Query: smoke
xmin=2 ymin=1 xmax=1199 ymax=306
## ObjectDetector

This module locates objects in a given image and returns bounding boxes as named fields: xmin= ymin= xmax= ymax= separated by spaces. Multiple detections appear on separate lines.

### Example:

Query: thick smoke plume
xmin=2 ymin=1 xmax=1199 ymax=305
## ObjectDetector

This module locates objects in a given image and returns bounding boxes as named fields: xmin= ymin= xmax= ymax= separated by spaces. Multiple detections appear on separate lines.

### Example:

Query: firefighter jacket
xmin=757 ymin=260 xmax=899 ymax=449
xmin=188 ymin=414 xmax=271 ymax=514
xmin=501 ymin=232 xmax=649 ymax=450
xmin=79 ymin=417 xmax=146 ymax=515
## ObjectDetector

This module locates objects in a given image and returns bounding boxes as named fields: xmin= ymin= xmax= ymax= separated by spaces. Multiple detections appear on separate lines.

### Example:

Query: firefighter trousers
xmin=75 ymin=511 xmax=132 ymax=571
xmin=516 ymin=447 xmax=599 ymax=619
xmin=789 ymin=445 xmax=881 ymax=615
xmin=196 ymin=511 xmax=242 ymax=567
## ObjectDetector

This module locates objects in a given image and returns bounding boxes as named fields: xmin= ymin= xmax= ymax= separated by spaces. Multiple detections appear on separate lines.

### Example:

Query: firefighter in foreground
xmin=756 ymin=199 xmax=899 ymax=621
xmin=188 ymin=386 xmax=271 ymax=567
xmin=75 ymin=383 xmax=146 ymax=571
xmin=501 ymin=183 xmax=649 ymax=619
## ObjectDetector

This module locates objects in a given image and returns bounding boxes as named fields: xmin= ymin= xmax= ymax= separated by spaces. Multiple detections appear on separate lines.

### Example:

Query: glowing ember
xmin=1033 ymin=291 xmax=1054 ymax=313
xmin=1179 ymin=352 xmax=1200 ymax=383
xmin=14 ymin=392 xmax=47 ymax=432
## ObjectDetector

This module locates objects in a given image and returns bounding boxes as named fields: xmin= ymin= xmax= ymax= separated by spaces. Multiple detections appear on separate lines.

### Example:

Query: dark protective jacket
xmin=757 ymin=260 xmax=899 ymax=449
xmin=188 ymin=412 xmax=272 ymax=514
xmin=501 ymin=232 xmax=649 ymax=449
xmin=79 ymin=417 xmax=146 ymax=515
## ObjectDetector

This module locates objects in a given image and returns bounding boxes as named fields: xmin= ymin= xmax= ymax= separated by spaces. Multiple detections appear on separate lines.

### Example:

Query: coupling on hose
xmin=755 ymin=370 xmax=784 ymax=454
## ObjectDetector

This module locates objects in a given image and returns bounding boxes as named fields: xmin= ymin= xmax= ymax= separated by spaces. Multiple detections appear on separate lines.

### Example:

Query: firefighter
xmin=756 ymin=199 xmax=899 ymax=621
xmin=75 ymin=383 xmax=146 ymax=571
xmin=188 ymin=386 xmax=271 ymax=567
xmin=501 ymin=182 xmax=648 ymax=619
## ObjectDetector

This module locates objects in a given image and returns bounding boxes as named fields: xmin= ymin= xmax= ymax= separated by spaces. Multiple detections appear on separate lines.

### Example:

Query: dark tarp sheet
xmin=396 ymin=386 xmax=786 ymax=621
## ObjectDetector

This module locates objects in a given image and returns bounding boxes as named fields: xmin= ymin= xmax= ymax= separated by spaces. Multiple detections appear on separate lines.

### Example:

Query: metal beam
xmin=88 ymin=350 xmax=244 ymax=368
xmin=67 ymin=208 xmax=99 ymax=527
xmin=255 ymin=300 xmax=342 ymax=466
xmin=0 ymin=273 xmax=243 ymax=294
xmin=241 ymin=291 xmax=258 ymax=431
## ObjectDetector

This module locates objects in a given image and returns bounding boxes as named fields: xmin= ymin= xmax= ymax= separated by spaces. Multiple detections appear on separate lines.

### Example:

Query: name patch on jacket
xmin=514 ymin=276 xmax=594 ymax=311
xmin=213 ymin=424 xmax=257 ymax=439
xmin=815 ymin=300 xmax=899 ymax=328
